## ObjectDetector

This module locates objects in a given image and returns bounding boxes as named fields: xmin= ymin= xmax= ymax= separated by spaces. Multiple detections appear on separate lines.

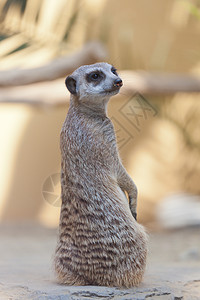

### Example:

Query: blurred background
xmin=0 ymin=0 xmax=200 ymax=229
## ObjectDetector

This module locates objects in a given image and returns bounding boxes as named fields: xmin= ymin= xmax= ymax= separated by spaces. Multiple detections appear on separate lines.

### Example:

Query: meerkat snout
xmin=113 ymin=78 xmax=123 ymax=87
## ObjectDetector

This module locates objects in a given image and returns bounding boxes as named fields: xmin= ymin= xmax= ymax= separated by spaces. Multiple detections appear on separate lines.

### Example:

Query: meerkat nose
xmin=113 ymin=78 xmax=123 ymax=87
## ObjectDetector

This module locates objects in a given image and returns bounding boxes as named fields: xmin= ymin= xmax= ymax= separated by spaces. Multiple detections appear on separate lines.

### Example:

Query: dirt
xmin=0 ymin=223 xmax=199 ymax=299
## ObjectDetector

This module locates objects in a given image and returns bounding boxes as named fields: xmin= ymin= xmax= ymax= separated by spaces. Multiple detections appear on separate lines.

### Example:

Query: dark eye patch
xmin=111 ymin=66 xmax=118 ymax=76
xmin=86 ymin=70 xmax=105 ymax=83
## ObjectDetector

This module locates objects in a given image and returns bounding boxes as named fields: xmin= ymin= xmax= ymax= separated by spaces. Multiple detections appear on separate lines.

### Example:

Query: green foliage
xmin=1 ymin=0 xmax=27 ymax=20
xmin=0 ymin=0 xmax=81 ymax=68
xmin=181 ymin=0 xmax=200 ymax=20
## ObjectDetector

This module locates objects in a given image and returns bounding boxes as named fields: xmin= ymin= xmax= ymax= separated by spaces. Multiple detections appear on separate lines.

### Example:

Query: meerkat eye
xmin=91 ymin=73 xmax=99 ymax=80
xmin=111 ymin=67 xmax=118 ymax=76
xmin=86 ymin=71 xmax=105 ymax=82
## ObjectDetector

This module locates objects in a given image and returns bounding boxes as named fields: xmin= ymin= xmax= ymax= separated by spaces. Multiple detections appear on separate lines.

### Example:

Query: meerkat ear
xmin=65 ymin=76 xmax=77 ymax=95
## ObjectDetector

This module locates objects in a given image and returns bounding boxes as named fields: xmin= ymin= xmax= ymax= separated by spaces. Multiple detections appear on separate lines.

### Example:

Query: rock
xmin=156 ymin=193 xmax=200 ymax=229
xmin=180 ymin=247 xmax=200 ymax=261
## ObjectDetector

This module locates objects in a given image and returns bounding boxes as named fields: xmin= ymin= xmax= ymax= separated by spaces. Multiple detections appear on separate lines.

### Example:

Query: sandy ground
xmin=0 ymin=223 xmax=200 ymax=300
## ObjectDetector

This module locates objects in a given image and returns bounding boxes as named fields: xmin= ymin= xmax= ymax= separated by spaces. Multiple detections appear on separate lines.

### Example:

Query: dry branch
xmin=0 ymin=79 xmax=69 ymax=106
xmin=0 ymin=42 xmax=107 ymax=87
xmin=121 ymin=71 xmax=200 ymax=95
xmin=0 ymin=71 xmax=200 ymax=107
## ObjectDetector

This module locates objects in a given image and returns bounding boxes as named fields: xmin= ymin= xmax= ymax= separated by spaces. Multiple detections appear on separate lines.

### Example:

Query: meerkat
xmin=54 ymin=62 xmax=148 ymax=287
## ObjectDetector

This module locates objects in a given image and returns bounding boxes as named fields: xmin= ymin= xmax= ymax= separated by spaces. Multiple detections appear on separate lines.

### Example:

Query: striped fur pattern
xmin=54 ymin=63 xmax=148 ymax=287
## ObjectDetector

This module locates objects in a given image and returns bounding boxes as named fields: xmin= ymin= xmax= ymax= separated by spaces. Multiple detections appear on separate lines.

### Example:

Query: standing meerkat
xmin=54 ymin=62 xmax=148 ymax=287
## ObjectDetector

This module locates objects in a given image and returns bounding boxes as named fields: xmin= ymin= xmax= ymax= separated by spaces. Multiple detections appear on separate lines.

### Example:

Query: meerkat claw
xmin=132 ymin=212 xmax=137 ymax=221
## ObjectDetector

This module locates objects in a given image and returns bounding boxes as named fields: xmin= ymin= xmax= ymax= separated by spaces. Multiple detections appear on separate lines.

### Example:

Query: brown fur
xmin=54 ymin=63 xmax=148 ymax=287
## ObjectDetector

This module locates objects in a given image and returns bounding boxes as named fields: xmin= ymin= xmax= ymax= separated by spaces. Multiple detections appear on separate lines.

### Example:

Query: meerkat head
xmin=65 ymin=62 xmax=123 ymax=105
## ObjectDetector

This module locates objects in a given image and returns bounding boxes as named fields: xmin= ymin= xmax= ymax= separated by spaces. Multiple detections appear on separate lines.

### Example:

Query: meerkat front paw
xmin=131 ymin=211 xmax=137 ymax=221
xmin=130 ymin=208 xmax=137 ymax=221
xmin=129 ymin=197 xmax=137 ymax=221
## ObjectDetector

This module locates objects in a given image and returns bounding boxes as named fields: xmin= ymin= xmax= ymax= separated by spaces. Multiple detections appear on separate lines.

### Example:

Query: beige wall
xmin=1 ymin=91 xmax=199 ymax=226
xmin=0 ymin=0 xmax=200 ymax=227
xmin=0 ymin=103 xmax=67 ymax=226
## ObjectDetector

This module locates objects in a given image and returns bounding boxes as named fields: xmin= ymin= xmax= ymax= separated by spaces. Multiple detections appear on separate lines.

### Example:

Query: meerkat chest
xmin=62 ymin=114 xmax=118 ymax=167
xmin=83 ymin=116 xmax=117 ymax=154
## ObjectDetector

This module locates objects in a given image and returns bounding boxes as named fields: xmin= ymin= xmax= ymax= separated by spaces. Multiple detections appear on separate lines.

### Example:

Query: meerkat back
xmin=54 ymin=62 xmax=148 ymax=287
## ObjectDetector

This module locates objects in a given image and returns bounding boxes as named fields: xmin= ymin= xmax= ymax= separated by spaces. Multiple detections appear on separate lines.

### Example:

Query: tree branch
xmin=0 ymin=42 xmax=107 ymax=87
xmin=0 ymin=71 xmax=200 ymax=107
xmin=121 ymin=71 xmax=200 ymax=95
